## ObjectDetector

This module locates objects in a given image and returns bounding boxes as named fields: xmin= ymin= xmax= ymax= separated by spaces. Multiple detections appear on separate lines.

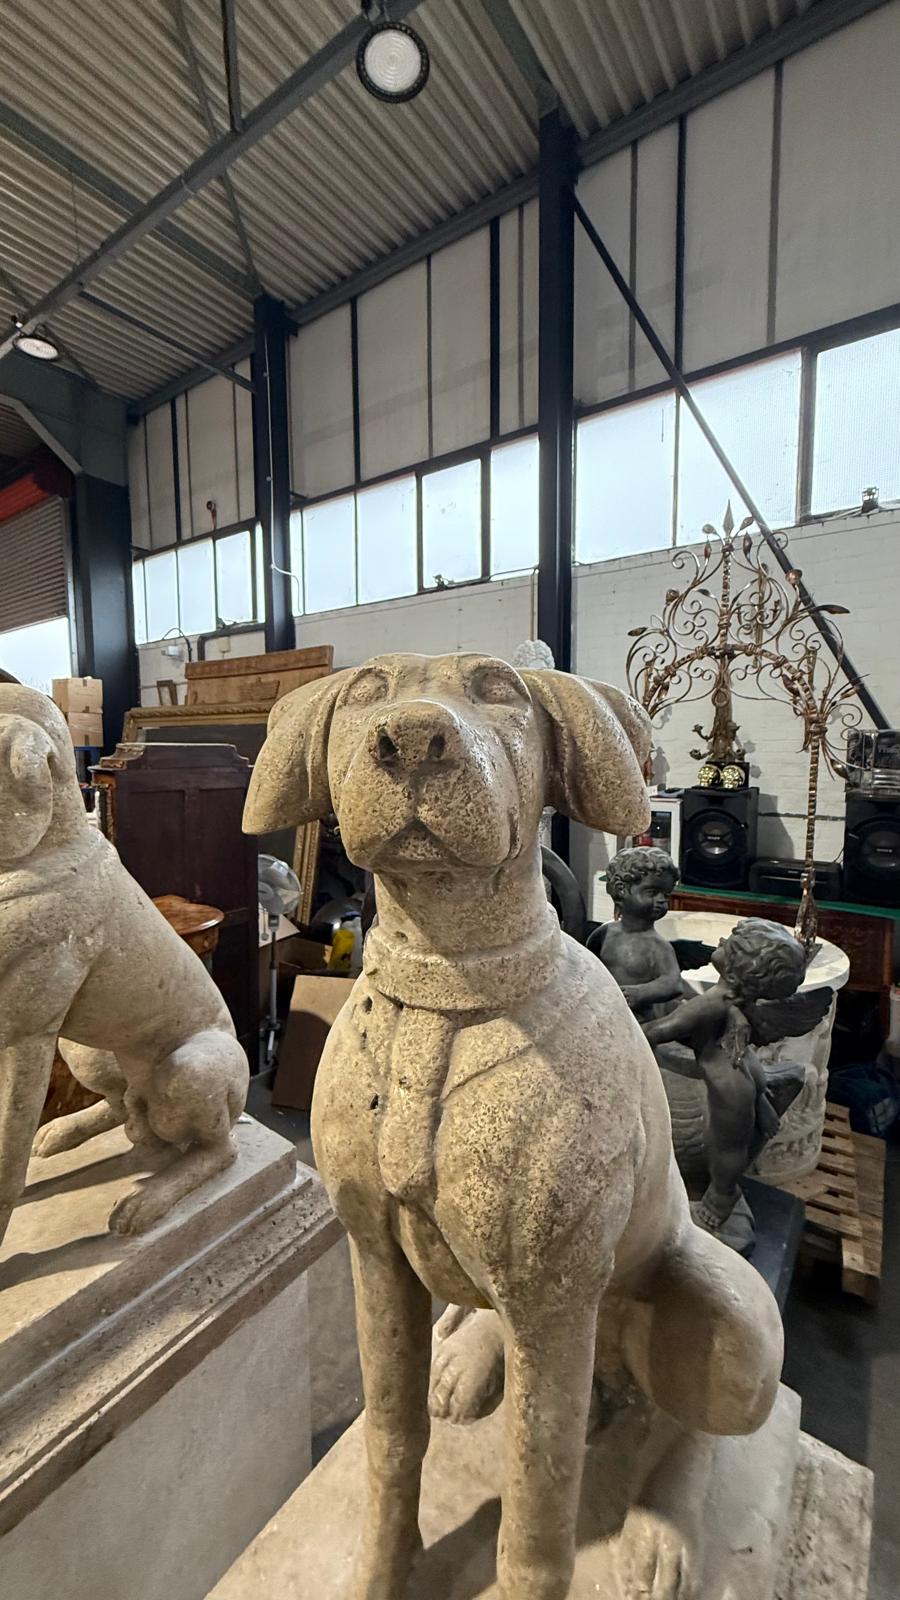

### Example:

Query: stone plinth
xmin=210 ymin=1386 xmax=872 ymax=1600
xmin=0 ymin=1116 xmax=342 ymax=1600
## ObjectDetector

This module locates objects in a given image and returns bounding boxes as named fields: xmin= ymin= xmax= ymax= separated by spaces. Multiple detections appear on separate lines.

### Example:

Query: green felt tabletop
xmin=673 ymin=883 xmax=900 ymax=923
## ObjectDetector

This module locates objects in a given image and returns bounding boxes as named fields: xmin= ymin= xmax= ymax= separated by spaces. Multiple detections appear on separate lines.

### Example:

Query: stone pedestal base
xmin=0 ymin=1117 xmax=341 ymax=1600
xmin=211 ymin=1386 xmax=872 ymax=1600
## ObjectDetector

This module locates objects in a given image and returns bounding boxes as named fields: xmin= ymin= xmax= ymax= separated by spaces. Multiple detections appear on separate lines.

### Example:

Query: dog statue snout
xmin=369 ymin=702 xmax=462 ymax=775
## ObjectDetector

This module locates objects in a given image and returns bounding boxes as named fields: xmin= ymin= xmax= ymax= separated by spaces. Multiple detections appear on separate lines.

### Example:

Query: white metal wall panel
xmin=127 ymin=420 xmax=151 ymax=551
xmin=682 ymin=71 xmax=774 ymax=371
xmin=634 ymin=124 xmax=679 ymax=388
xmin=521 ymin=198 xmax=539 ymax=428
xmin=358 ymin=263 xmax=429 ymax=479
xmin=776 ymin=5 xmax=900 ymax=341
xmin=187 ymin=374 xmax=239 ymax=536
xmin=235 ymin=359 xmax=255 ymax=521
xmin=430 ymin=229 xmax=491 ymax=456
xmin=0 ymin=498 xmax=68 ymax=632
xmin=499 ymin=201 xmax=539 ymax=434
xmin=175 ymin=392 xmax=193 ymax=537
xmin=289 ymin=306 xmax=355 ymax=499
xmin=575 ymin=151 xmax=631 ymax=406
xmin=145 ymin=402 xmax=177 ymax=550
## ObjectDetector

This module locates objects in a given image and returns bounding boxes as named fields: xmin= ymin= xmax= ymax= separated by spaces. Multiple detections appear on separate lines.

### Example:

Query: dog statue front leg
xmin=497 ymin=1294 xmax=603 ymax=1600
xmin=349 ymin=1233 xmax=432 ymax=1600
xmin=0 ymin=1035 xmax=57 ymax=1248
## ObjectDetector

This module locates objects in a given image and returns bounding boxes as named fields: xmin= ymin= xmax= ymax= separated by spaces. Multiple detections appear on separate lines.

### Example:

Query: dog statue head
xmin=244 ymin=653 xmax=650 ymax=876
xmin=0 ymin=684 xmax=86 ymax=863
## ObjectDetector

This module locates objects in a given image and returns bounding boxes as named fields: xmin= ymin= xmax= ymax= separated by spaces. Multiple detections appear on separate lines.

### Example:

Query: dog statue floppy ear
xmin=521 ymin=670 xmax=651 ymax=836
xmin=243 ymin=670 xmax=353 ymax=833
xmin=0 ymin=714 xmax=56 ymax=861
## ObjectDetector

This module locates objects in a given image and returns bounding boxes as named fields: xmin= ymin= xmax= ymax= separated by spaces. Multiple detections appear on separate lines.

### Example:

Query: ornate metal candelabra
xmin=625 ymin=506 xmax=865 ymax=945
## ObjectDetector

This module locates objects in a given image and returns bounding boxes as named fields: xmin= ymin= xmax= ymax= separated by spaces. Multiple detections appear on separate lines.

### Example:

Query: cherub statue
xmin=643 ymin=919 xmax=832 ymax=1252
xmin=586 ymin=845 xmax=684 ymax=1021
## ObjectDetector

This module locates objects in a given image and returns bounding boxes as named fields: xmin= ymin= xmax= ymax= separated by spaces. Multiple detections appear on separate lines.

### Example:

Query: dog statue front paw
xmin=108 ymin=1184 xmax=169 ymax=1236
xmin=615 ymin=1507 xmax=697 ymax=1600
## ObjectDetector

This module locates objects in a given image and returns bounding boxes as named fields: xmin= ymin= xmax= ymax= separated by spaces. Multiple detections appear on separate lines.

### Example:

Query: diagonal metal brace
xmin=574 ymin=196 xmax=887 ymax=730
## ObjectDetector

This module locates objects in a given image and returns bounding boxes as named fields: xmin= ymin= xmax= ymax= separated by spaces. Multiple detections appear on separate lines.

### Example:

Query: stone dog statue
xmin=0 ymin=685 xmax=249 ymax=1248
xmin=244 ymin=653 xmax=783 ymax=1600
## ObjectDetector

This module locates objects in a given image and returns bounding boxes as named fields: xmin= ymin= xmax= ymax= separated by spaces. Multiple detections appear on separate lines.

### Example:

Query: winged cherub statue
xmin=643 ymin=918 xmax=833 ymax=1253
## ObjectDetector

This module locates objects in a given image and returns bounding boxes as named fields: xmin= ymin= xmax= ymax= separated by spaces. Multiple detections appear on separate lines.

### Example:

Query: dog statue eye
xmin=470 ymin=668 xmax=525 ymax=706
xmin=344 ymin=669 xmax=389 ymax=707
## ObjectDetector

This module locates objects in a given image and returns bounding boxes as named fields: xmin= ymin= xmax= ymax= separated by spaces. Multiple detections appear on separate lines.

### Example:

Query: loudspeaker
xmin=749 ymin=857 xmax=843 ymax=901
xmin=843 ymin=792 xmax=900 ymax=907
xmin=680 ymin=786 xmax=759 ymax=890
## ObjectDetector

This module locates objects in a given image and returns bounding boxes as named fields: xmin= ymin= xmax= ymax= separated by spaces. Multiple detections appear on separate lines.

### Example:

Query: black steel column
xmin=252 ymin=293 xmax=294 ymax=653
xmin=538 ymin=110 xmax=576 ymax=860
xmin=71 ymin=474 xmax=137 ymax=751
xmin=537 ymin=109 xmax=576 ymax=674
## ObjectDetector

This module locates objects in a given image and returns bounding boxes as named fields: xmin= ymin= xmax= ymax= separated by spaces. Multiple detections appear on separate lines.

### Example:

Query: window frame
xmin=133 ymin=519 xmax=263 ymax=644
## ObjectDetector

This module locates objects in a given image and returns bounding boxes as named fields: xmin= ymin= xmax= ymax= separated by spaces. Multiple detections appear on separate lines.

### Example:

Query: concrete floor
xmin=248 ymin=1079 xmax=900 ymax=1597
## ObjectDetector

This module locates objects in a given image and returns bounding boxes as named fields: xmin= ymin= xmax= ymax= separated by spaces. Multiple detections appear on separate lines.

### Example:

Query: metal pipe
xmin=573 ymin=196 xmax=888 ymax=730
xmin=78 ymin=292 xmax=254 ymax=390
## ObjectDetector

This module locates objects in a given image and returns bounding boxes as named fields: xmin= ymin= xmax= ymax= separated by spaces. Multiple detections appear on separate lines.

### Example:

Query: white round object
xmin=258 ymin=852 xmax=301 ymax=917
xmin=14 ymin=330 xmax=59 ymax=361
xmin=362 ymin=27 xmax=423 ymax=95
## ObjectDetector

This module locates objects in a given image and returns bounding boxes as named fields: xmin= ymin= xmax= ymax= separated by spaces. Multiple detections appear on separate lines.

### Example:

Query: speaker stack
xmin=842 ymin=730 xmax=900 ymax=907
xmin=680 ymin=787 xmax=759 ymax=890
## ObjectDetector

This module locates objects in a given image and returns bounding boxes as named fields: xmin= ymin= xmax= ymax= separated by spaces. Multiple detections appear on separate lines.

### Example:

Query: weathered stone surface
xmin=0 ymin=684 xmax=249 ymax=1251
xmin=0 ymin=1119 xmax=342 ymax=1600
xmin=245 ymin=653 xmax=788 ymax=1600
xmin=210 ymin=1386 xmax=872 ymax=1600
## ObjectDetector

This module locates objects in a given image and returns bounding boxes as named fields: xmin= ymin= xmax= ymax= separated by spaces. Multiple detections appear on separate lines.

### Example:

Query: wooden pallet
xmin=765 ymin=1103 xmax=885 ymax=1303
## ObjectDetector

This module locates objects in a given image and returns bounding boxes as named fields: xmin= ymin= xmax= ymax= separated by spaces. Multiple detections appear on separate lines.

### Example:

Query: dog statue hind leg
xmin=0 ymin=1034 xmax=58 ymax=1249
xmin=31 ymin=1041 xmax=128 ymax=1158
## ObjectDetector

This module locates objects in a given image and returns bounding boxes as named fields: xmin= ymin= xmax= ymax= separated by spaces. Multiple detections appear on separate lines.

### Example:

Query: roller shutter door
xmin=0 ymin=496 xmax=68 ymax=633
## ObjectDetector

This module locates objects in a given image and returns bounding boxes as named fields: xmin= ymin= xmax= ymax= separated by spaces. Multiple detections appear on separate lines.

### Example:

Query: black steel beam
xmin=221 ymin=0 xmax=244 ymax=131
xmin=537 ymin=110 xmax=576 ymax=676
xmin=537 ymin=110 xmax=576 ymax=862
xmin=0 ymin=0 xmax=424 ymax=362
xmin=0 ymin=101 xmax=255 ymax=299
xmin=252 ymin=295 xmax=294 ymax=652
xmin=573 ymin=196 xmax=888 ymax=731
xmin=480 ymin=0 xmax=558 ymax=111
xmin=70 ymin=476 xmax=138 ymax=751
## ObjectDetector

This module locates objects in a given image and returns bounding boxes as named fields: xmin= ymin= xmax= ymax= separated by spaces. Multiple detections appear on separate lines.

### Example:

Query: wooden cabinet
xmin=95 ymin=743 xmax=259 ymax=1056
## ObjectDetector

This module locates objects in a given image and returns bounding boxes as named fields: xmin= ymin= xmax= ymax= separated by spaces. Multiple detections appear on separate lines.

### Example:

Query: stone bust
xmin=245 ymin=652 xmax=783 ymax=1600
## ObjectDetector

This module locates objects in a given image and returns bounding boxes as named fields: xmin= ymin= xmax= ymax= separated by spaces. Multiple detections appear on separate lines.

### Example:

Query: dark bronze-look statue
xmin=586 ymin=845 xmax=684 ymax=1020
xmin=643 ymin=919 xmax=831 ymax=1252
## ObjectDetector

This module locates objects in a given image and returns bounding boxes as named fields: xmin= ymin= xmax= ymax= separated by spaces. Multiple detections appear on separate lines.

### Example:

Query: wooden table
xmin=152 ymin=894 xmax=225 ymax=966
xmin=669 ymin=885 xmax=896 ymax=1031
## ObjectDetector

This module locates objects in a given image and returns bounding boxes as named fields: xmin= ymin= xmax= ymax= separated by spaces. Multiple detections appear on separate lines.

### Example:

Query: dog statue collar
xmin=362 ymin=907 xmax=563 ymax=1012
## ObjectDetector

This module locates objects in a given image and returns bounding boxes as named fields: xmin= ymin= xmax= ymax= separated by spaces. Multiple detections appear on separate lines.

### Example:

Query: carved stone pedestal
xmin=0 ymin=1118 xmax=341 ymax=1600
xmin=211 ymin=1386 xmax=872 ymax=1600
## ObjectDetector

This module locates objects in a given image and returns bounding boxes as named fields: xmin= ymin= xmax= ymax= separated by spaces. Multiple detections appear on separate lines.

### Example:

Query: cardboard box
xmin=67 ymin=711 xmax=104 ymax=747
xmin=272 ymin=973 xmax=355 ymax=1112
xmin=53 ymin=676 xmax=103 ymax=715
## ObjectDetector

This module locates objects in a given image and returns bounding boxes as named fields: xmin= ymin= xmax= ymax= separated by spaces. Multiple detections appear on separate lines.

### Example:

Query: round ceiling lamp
xmin=356 ymin=3 xmax=430 ymax=103
xmin=12 ymin=319 xmax=60 ymax=362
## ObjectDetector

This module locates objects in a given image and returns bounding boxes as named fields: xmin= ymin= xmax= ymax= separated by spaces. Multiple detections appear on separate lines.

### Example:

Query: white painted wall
xmin=294 ymin=573 xmax=536 ymax=669
xmin=137 ymin=628 xmax=267 ymax=707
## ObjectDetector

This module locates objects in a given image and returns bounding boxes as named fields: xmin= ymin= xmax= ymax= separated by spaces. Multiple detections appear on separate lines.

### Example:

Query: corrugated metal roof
xmin=0 ymin=0 xmax=824 ymax=402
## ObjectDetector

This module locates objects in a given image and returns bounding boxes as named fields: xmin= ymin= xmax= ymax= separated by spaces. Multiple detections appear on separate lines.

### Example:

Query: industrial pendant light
xmin=356 ymin=1 xmax=430 ymax=103
xmin=11 ymin=317 xmax=60 ymax=362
